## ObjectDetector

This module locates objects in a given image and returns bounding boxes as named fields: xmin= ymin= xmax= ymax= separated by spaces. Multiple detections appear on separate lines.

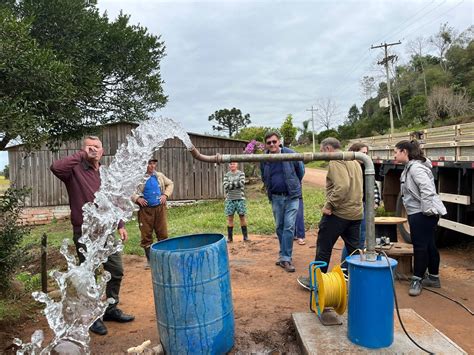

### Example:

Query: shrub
xmin=0 ymin=188 xmax=31 ymax=294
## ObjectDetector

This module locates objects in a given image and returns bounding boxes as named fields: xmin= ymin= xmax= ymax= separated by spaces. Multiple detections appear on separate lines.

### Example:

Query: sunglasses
xmin=266 ymin=140 xmax=278 ymax=145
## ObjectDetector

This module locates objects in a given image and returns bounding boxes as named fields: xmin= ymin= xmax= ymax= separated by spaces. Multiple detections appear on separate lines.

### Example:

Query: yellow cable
xmin=312 ymin=264 xmax=347 ymax=315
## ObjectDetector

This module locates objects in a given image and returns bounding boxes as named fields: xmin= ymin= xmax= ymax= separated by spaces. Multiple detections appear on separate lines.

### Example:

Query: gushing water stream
xmin=15 ymin=118 xmax=193 ymax=354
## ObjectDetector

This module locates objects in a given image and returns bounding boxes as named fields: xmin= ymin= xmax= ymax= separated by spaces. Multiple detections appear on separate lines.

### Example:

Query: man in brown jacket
xmin=131 ymin=159 xmax=174 ymax=268
xmin=316 ymin=137 xmax=363 ymax=273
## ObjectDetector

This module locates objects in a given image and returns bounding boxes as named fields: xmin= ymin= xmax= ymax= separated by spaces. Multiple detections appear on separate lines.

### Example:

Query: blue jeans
xmin=341 ymin=203 xmax=366 ymax=263
xmin=294 ymin=197 xmax=305 ymax=239
xmin=271 ymin=195 xmax=299 ymax=262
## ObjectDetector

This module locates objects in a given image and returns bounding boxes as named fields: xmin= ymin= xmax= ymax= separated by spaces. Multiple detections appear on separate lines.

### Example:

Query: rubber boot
xmin=242 ymin=226 xmax=249 ymax=241
xmin=227 ymin=226 xmax=233 ymax=243
xmin=144 ymin=247 xmax=151 ymax=270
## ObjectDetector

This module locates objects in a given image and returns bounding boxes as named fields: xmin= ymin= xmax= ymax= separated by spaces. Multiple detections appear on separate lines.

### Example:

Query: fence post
xmin=41 ymin=233 xmax=47 ymax=293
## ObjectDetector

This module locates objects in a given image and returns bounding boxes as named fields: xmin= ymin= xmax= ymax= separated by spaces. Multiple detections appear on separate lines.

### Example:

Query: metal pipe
xmin=189 ymin=146 xmax=377 ymax=261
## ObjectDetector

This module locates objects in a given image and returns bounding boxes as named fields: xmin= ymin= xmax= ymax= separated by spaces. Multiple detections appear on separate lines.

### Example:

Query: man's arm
xmin=295 ymin=161 xmax=305 ymax=181
xmin=324 ymin=162 xmax=350 ymax=212
xmin=50 ymin=150 xmax=87 ymax=182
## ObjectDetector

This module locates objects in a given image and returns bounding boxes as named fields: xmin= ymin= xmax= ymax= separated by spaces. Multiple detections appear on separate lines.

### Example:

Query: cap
xmin=148 ymin=158 xmax=158 ymax=163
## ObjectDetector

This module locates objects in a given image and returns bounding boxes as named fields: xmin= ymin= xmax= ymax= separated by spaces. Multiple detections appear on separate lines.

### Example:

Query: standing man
xmin=131 ymin=159 xmax=174 ymax=269
xmin=315 ymin=137 xmax=363 ymax=273
xmin=260 ymin=131 xmax=304 ymax=272
xmin=50 ymin=136 xmax=134 ymax=336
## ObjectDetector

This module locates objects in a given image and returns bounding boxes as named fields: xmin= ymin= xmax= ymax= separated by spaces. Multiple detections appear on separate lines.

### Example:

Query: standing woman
xmin=394 ymin=140 xmax=447 ymax=296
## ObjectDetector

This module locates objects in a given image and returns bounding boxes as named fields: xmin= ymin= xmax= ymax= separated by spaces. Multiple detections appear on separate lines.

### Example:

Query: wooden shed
xmin=7 ymin=122 xmax=248 ymax=208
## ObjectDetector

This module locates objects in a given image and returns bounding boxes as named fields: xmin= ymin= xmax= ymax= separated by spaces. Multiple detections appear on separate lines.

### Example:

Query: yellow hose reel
xmin=309 ymin=261 xmax=347 ymax=316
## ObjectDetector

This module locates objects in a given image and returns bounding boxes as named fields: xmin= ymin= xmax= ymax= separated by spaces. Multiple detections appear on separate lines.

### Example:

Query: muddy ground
xmin=6 ymin=232 xmax=474 ymax=354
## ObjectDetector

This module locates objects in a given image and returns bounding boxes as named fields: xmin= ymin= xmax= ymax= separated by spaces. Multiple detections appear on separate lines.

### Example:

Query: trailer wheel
xmin=395 ymin=192 xmax=412 ymax=243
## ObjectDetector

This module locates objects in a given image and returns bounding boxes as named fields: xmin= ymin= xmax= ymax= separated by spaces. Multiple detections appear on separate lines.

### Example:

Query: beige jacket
xmin=324 ymin=160 xmax=363 ymax=220
xmin=131 ymin=171 xmax=174 ymax=203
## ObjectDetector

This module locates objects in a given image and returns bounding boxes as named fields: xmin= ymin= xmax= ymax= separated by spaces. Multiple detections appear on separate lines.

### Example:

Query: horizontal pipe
xmin=189 ymin=146 xmax=377 ymax=261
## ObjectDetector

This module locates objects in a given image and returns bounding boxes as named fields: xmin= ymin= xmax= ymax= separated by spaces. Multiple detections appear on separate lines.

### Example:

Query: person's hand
xmin=160 ymin=195 xmax=168 ymax=205
xmin=118 ymin=227 xmax=128 ymax=242
xmin=322 ymin=207 xmax=332 ymax=215
xmin=137 ymin=197 xmax=148 ymax=207
xmin=83 ymin=145 xmax=102 ymax=160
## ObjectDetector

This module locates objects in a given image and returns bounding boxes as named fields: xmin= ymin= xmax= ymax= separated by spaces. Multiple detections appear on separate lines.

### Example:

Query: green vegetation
xmin=26 ymin=184 xmax=325 ymax=256
xmin=336 ymin=24 xmax=473 ymax=140
xmin=15 ymin=272 xmax=41 ymax=293
xmin=0 ymin=188 xmax=31 ymax=294
xmin=0 ymin=0 xmax=167 ymax=151
xmin=0 ymin=176 xmax=9 ymax=195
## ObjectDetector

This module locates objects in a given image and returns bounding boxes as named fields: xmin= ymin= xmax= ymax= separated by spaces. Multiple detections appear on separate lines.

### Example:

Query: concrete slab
xmin=293 ymin=309 xmax=466 ymax=354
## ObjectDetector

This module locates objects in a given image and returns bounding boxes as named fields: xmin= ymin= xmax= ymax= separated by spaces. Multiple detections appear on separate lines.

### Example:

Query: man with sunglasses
xmin=260 ymin=131 xmax=304 ymax=272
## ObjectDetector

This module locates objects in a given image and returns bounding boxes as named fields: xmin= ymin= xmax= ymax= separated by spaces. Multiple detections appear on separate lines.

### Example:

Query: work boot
xmin=144 ymin=247 xmax=151 ymax=270
xmin=103 ymin=308 xmax=135 ymax=323
xmin=227 ymin=226 xmax=233 ymax=243
xmin=408 ymin=276 xmax=423 ymax=296
xmin=422 ymin=274 xmax=441 ymax=288
xmin=90 ymin=319 xmax=107 ymax=336
xmin=242 ymin=226 xmax=249 ymax=241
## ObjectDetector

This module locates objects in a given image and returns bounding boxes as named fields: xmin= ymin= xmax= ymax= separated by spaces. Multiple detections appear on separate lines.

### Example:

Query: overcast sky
xmin=0 ymin=0 xmax=472 ymax=171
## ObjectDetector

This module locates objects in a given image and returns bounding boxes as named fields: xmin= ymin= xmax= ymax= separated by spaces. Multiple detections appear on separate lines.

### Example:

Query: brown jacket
xmin=324 ymin=160 xmax=363 ymax=220
xmin=131 ymin=171 xmax=174 ymax=203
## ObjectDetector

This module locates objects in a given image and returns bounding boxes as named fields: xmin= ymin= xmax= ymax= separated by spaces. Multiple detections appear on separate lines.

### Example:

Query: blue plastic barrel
xmin=346 ymin=255 xmax=398 ymax=349
xmin=150 ymin=233 xmax=235 ymax=354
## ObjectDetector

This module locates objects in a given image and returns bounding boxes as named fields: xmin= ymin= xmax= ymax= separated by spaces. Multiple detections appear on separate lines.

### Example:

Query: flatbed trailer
xmin=349 ymin=122 xmax=474 ymax=243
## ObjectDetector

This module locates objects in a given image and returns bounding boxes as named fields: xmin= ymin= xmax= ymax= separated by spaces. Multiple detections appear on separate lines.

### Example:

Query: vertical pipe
xmin=41 ymin=233 xmax=47 ymax=293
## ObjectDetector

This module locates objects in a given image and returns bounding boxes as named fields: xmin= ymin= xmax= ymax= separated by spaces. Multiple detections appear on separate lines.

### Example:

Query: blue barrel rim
xmin=346 ymin=254 xmax=398 ymax=269
xmin=151 ymin=233 xmax=225 ymax=252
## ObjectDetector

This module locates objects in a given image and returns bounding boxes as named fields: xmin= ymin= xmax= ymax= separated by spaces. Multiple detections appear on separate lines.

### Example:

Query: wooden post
xmin=41 ymin=233 xmax=47 ymax=293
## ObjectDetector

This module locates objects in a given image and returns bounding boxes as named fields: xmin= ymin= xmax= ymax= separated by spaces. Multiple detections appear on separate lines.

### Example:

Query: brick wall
xmin=20 ymin=206 xmax=70 ymax=225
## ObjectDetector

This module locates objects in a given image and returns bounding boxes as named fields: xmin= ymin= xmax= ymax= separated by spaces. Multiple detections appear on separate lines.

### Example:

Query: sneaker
xmin=144 ymin=261 xmax=150 ymax=270
xmin=297 ymin=238 xmax=306 ymax=245
xmin=422 ymin=274 xmax=441 ymax=288
xmin=408 ymin=276 xmax=423 ymax=296
xmin=279 ymin=261 xmax=295 ymax=273
xmin=90 ymin=319 xmax=107 ymax=335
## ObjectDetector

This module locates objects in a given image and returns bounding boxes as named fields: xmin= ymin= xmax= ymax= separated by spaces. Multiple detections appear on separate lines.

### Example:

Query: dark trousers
xmin=138 ymin=205 xmax=168 ymax=249
xmin=316 ymin=214 xmax=361 ymax=273
xmin=73 ymin=231 xmax=123 ymax=311
xmin=408 ymin=213 xmax=440 ymax=278
xmin=295 ymin=197 xmax=305 ymax=239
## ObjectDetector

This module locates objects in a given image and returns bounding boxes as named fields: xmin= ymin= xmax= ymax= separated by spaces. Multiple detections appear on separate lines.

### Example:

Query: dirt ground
xmin=8 ymin=232 xmax=474 ymax=354
xmin=5 ymin=169 xmax=474 ymax=353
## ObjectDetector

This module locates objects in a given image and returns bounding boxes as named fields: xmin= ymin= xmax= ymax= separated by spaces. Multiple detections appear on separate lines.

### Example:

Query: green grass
xmin=0 ymin=299 xmax=23 ymax=322
xmin=0 ymin=176 xmax=9 ymax=195
xmin=26 ymin=184 xmax=325 ymax=256
xmin=291 ymin=145 xmax=328 ymax=169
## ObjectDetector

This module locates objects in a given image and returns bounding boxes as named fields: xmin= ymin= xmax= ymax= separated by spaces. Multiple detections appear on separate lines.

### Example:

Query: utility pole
xmin=371 ymin=41 xmax=401 ymax=134
xmin=306 ymin=105 xmax=317 ymax=153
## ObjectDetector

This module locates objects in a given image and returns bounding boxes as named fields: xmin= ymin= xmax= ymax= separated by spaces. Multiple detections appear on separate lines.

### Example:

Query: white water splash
xmin=15 ymin=117 xmax=193 ymax=354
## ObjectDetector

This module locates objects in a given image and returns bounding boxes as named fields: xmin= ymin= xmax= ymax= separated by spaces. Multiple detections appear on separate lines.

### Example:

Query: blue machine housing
xmin=346 ymin=254 xmax=398 ymax=349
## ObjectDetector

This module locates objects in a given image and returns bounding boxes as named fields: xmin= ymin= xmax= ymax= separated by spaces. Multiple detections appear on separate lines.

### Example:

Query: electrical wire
xmin=380 ymin=251 xmax=434 ymax=354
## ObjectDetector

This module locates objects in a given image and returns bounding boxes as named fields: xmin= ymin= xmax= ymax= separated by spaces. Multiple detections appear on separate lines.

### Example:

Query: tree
xmin=427 ymin=86 xmax=472 ymax=124
xmin=430 ymin=23 xmax=457 ymax=72
xmin=297 ymin=120 xmax=312 ymax=145
xmin=360 ymin=76 xmax=377 ymax=101
xmin=234 ymin=126 xmax=271 ymax=143
xmin=280 ymin=114 xmax=297 ymax=146
xmin=1 ymin=1 xmax=167 ymax=150
xmin=208 ymin=108 xmax=251 ymax=137
xmin=346 ymin=104 xmax=361 ymax=125
xmin=315 ymin=98 xmax=339 ymax=130
xmin=407 ymin=36 xmax=429 ymax=96
xmin=3 ymin=165 xmax=9 ymax=179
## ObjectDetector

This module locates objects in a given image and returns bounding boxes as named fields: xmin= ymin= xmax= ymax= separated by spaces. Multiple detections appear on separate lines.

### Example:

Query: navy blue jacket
xmin=260 ymin=147 xmax=305 ymax=201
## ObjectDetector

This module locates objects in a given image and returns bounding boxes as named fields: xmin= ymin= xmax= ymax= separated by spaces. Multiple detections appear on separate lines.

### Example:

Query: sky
xmin=0 ymin=0 xmax=472 ymax=171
